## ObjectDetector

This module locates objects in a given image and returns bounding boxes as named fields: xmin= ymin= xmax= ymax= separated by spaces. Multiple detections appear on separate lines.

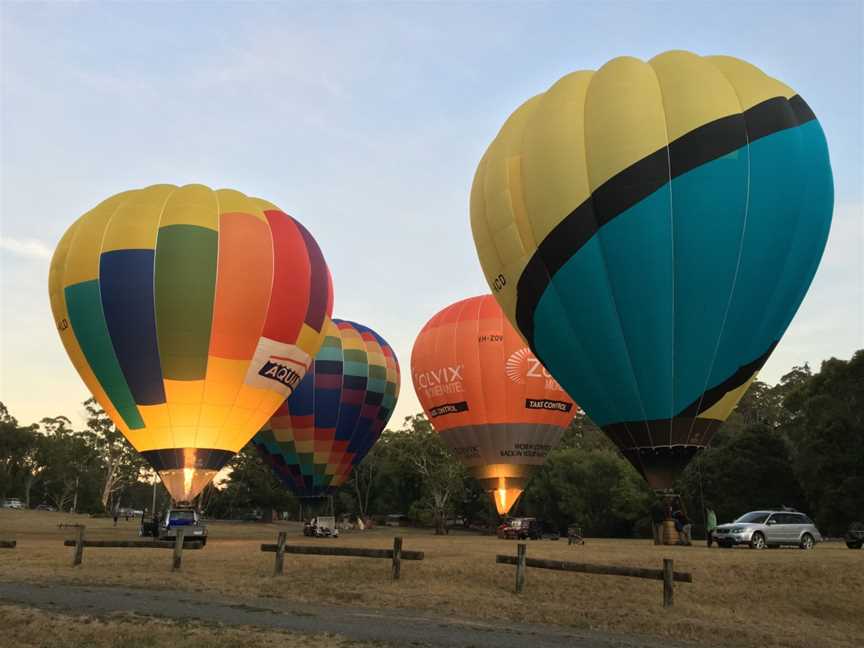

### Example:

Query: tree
xmin=348 ymin=443 xmax=381 ymax=520
xmin=389 ymin=414 xmax=466 ymax=534
xmin=678 ymin=423 xmax=806 ymax=525
xmin=784 ymin=352 xmax=864 ymax=534
xmin=0 ymin=403 xmax=43 ymax=505
xmin=83 ymin=399 xmax=147 ymax=511
xmin=206 ymin=445 xmax=297 ymax=521
xmin=36 ymin=416 xmax=100 ymax=512
xmin=524 ymin=444 xmax=654 ymax=536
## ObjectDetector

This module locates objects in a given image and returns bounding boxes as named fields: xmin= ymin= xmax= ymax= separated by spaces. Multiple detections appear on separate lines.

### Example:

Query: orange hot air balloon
xmin=411 ymin=295 xmax=576 ymax=515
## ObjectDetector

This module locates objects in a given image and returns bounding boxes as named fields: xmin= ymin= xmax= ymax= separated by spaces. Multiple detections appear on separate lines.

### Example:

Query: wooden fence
xmin=62 ymin=526 xmax=202 ymax=570
xmin=261 ymin=534 xmax=423 ymax=580
xmin=497 ymin=543 xmax=692 ymax=608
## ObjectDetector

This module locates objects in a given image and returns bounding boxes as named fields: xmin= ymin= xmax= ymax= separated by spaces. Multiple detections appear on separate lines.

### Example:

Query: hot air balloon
xmin=253 ymin=319 xmax=400 ymax=498
xmin=49 ymin=184 xmax=334 ymax=503
xmin=411 ymin=295 xmax=576 ymax=515
xmin=470 ymin=51 xmax=833 ymax=489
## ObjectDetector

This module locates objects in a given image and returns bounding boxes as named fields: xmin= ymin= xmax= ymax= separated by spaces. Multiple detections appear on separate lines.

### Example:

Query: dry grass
xmin=2 ymin=509 xmax=862 ymax=647
xmin=1 ymin=604 xmax=380 ymax=647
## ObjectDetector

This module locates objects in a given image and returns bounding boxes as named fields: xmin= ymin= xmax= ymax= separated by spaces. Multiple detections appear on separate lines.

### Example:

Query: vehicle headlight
xmin=732 ymin=527 xmax=745 ymax=533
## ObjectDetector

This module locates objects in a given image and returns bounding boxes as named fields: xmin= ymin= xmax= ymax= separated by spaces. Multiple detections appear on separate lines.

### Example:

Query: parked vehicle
xmin=35 ymin=503 xmax=57 ymax=512
xmin=497 ymin=517 xmax=549 ymax=540
xmin=712 ymin=510 xmax=822 ymax=549
xmin=303 ymin=516 xmax=339 ymax=538
xmin=139 ymin=507 xmax=208 ymax=546
xmin=385 ymin=513 xmax=412 ymax=527
xmin=2 ymin=498 xmax=24 ymax=509
xmin=845 ymin=522 xmax=864 ymax=549
xmin=138 ymin=512 xmax=158 ymax=538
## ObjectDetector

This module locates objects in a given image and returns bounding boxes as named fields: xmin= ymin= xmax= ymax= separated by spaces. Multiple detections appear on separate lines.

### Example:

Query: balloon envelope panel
xmin=49 ymin=184 xmax=334 ymax=502
xmin=411 ymin=295 xmax=576 ymax=514
xmin=470 ymin=51 xmax=833 ymax=488
xmin=253 ymin=319 xmax=401 ymax=497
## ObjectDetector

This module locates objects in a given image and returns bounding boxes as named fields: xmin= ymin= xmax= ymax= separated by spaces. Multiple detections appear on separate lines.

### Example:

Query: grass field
xmin=1 ymin=509 xmax=862 ymax=647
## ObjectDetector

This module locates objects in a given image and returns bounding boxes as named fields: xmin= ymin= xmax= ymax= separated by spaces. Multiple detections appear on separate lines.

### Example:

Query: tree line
xmin=2 ymin=351 xmax=861 ymax=536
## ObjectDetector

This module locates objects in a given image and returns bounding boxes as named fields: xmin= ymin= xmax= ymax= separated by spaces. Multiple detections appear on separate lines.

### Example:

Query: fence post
xmin=274 ymin=531 xmax=287 ymax=576
xmin=73 ymin=526 xmax=85 ymax=566
xmin=662 ymin=558 xmax=674 ymax=608
xmin=172 ymin=529 xmax=185 ymax=571
xmin=392 ymin=536 xmax=402 ymax=580
xmin=515 ymin=543 xmax=527 ymax=594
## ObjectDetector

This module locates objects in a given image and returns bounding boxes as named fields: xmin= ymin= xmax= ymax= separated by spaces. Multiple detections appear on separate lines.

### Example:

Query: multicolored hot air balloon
xmin=471 ymin=51 xmax=833 ymax=489
xmin=253 ymin=319 xmax=400 ymax=497
xmin=49 ymin=184 xmax=334 ymax=502
xmin=411 ymin=295 xmax=576 ymax=515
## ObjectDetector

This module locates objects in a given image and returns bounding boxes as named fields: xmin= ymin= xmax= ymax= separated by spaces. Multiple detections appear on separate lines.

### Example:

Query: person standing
xmin=673 ymin=508 xmax=692 ymax=546
xmin=706 ymin=506 xmax=717 ymax=547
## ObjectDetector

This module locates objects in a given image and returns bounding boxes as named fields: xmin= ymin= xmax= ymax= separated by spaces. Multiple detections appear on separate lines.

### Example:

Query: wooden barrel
xmin=662 ymin=520 xmax=680 ymax=545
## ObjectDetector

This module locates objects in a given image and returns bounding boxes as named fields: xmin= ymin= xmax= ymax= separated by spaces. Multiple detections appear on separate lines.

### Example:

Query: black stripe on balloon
xmin=515 ymin=95 xmax=817 ymax=343
xmin=141 ymin=448 xmax=234 ymax=472
xmin=789 ymin=94 xmax=816 ymax=123
xmin=677 ymin=341 xmax=777 ymax=417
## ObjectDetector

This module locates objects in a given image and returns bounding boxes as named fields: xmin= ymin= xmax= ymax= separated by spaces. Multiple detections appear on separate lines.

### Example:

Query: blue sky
xmin=1 ymin=0 xmax=862 ymax=429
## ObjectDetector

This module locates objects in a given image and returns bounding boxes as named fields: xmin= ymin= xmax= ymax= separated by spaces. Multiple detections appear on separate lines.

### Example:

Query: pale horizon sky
xmin=1 ymin=1 xmax=862 ymax=431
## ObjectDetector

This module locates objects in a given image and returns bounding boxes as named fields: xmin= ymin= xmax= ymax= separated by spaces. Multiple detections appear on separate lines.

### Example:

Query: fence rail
xmin=495 ymin=554 xmax=693 ymax=582
xmin=261 ymin=534 xmax=423 ymax=580
xmin=62 ymin=539 xmax=203 ymax=549
xmin=259 ymin=543 xmax=423 ymax=560
xmin=497 ymin=544 xmax=692 ymax=608
xmin=62 ymin=526 xmax=201 ymax=570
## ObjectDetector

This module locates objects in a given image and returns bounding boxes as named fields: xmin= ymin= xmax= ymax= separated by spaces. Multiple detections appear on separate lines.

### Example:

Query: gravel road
xmin=0 ymin=581 xmax=688 ymax=647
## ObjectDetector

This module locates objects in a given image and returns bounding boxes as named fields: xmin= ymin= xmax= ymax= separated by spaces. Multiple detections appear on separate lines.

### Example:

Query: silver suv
xmin=713 ymin=510 xmax=822 ymax=549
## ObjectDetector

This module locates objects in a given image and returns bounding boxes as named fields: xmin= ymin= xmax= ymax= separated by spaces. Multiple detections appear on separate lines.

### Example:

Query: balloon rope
xmin=697 ymin=453 xmax=707 ymax=529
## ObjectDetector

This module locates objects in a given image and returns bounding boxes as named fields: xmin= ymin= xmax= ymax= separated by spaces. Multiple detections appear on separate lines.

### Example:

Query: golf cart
xmin=303 ymin=515 xmax=340 ymax=538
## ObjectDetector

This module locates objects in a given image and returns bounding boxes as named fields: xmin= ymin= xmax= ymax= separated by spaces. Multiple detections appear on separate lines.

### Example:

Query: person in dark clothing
xmin=673 ymin=508 xmax=692 ymax=545
xmin=650 ymin=499 xmax=666 ymax=545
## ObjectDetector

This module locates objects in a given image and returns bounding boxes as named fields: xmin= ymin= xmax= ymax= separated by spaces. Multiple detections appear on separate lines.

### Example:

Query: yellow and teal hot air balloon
xmin=49 ymin=184 xmax=334 ymax=502
xmin=471 ymin=51 xmax=833 ymax=489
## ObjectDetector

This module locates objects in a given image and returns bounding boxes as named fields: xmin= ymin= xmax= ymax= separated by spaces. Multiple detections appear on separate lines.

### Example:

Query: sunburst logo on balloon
xmin=505 ymin=348 xmax=532 ymax=384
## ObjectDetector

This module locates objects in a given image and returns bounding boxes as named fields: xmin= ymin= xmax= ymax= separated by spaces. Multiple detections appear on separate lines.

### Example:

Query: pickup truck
xmin=139 ymin=507 xmax=208 ymax=546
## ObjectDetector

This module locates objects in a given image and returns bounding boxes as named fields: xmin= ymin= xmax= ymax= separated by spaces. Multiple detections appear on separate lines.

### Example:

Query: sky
xmin=1 ymin=0 xmax=862 ymax=431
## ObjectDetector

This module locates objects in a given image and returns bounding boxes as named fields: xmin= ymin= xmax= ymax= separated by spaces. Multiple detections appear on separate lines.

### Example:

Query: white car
xmin=713 ymin=510 xmax=822 ymax=549
xmin=2 ymin=499 xmax=24 ymax=509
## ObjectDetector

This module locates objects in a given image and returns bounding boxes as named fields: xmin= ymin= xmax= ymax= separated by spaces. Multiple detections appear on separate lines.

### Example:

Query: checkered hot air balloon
xmin=471 ymin=51 xmax=834 ymax=489
xmin=49 ymin=184 xmax=334 ymax=503
xmin=253 ymin=319 xmax=400 ymax=497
